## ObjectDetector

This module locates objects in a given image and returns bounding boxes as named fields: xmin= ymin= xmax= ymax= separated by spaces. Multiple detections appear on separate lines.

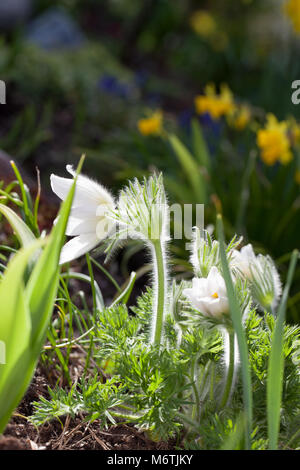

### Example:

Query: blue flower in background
xmin=178 ymin=109 xmax=193 ymax=132
xmin=98 ymin=75 xmax=132 ymax=99
xmin=199 ymin=112 xmax=222 ymax=138
xmin=134 ymin=70 xmax=149 ymax=88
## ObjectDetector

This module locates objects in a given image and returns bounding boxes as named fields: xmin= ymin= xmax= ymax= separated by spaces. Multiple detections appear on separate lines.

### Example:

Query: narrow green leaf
xmin=217 ymin=214 xmax=253 ymax=449
xmin=267 ymin=249 xmax=299 ymax=450
xmin=191 ymin=118 xmax=211 ymax=170
xmin=0 ymin=240 xmax=45 ymax=432
xmin=0 ymin=204 xmax=36 ymax=247
xmin=110 ymin=271 xmax=137 ymax=307
xmin=60 ymin=272 xmax=104 ymax=312
xmin=169 ymin=133 xmax=206 ymax=203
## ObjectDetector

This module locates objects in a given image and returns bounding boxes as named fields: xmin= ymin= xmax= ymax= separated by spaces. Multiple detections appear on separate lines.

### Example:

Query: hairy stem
xmin=151 ymin=240 xmax=167 ymax=346
xmin=190 ymin=355 xmax=200 ymax=421
xmin=220 ymin=329 xmax=235 ymax=408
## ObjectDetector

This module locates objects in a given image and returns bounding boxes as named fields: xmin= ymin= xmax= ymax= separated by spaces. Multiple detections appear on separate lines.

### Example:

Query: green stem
xmin=220 ymin=329 xmax=235 ymax=409
xmin=190 ymin=356 xmax=200 ymax=421
xmin=151 ymin=240 xmax=166 ymax=346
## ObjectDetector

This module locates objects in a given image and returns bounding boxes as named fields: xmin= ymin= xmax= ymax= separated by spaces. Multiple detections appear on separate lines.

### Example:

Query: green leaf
xmin=217 ymin=214 xmax=253 ymax=449
xmin=191 ymin=118 xmax=211 ymax=170
xmin=110 ymin=271 xmax=137 ymax=307
xmin=0 ymin=157 xmax=83 ymax=433
xmin=267 ymin=249 xmax=299 ymax=450
xmin=169 ymin=133 xmax=206 ymax=203
xmin=61 ymin=271 xmax=104 ymax=312
xmin=0 ymin=204 xmax=36 ymax=247
xmin=0 ymin=239 xmax=45 ymax=432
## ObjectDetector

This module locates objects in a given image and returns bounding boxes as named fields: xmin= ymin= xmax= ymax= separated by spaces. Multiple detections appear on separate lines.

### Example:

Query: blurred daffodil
xmin=228 ymin=105 xmax=251 ymax=131
xmin=257 ymin=114 xmax=293 ymax=166
xmin=137 ymin=111 xmax=163 ymax=136
xmin=288 ymin=118 xmax=300 ymax=145
xmin=195 ymin=84 xmax=235 ymax=120
xmin=285 ymin=0 xmax=300 ymax=33
xmin=190 ymin=10 xmax=217 ymax=38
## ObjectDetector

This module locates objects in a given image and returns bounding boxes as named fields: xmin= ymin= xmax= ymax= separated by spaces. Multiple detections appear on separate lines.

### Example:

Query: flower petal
xmin=65 ymin=216 xmax=98 ymax=237
xmin=59 ymin=233 xmax=98 ymax=265
xmin=50 ymin=173 xmax=114 ymax=208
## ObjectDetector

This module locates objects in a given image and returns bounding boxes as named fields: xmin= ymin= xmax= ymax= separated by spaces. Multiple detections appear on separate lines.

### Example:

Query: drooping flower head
xmin=257 ymin=114 xmax=293 ymax=166
xmin=50 ymin=165 xmax=115 ymax=264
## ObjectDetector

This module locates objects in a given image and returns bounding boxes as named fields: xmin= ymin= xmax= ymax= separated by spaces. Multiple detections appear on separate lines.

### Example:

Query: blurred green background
xmin=0 ymin=0 xmax=300 ymax=319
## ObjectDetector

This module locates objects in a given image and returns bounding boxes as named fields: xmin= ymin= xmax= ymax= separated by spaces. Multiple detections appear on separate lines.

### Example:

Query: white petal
xmin=70 ymin=205 xmax=98 ymax=218
xmin=50 ymin=174 xmax=73 ymax=201
xmin=50 ymin=173 xmax=115 ymax=208
xmin=66 ymin=164 xmax=76 ymax=176
xmin=59 ymin=233 xmax=98 ymax=265
xmin=241 ymin=244 xmax=256 ymax=261
xmin=65 ymin=216 xmax=98 ymax=236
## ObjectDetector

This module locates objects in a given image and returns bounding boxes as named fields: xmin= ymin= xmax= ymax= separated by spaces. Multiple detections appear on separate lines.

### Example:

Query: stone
xmin=26 ymin=7 xmax=84 ymax=50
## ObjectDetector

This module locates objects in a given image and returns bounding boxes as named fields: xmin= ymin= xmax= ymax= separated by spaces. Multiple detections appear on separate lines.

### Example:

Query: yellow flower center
xmin=212 ymin=292 xmax=219 ymax=299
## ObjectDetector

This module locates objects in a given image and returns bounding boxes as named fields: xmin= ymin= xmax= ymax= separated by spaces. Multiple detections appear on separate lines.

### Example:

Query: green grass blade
xmin=110 ymin=271 xmax=137 ymax=307
xmin=61 ymin=272 xmax=105 ymax=312
xmin=217 ymin=214 xmax=253 ymax=449
xmin=191 ymin=118 xmax=211 ymax=170
xmin=267 ymin=249 xmax=299 ymax=450
xmin=169 ymin=133 xmax=206 ymax=203
xmin=0 ymin=204 xmax=36 ymax=247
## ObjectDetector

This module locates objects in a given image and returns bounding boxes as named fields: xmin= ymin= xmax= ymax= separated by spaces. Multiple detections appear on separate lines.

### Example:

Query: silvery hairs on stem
xmin=105 ymin=173 xmax=170 ymax=346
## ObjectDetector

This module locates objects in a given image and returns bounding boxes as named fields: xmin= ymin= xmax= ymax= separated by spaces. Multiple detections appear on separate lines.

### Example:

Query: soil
xmin=0 ymin=368 xmax=178 ymax=451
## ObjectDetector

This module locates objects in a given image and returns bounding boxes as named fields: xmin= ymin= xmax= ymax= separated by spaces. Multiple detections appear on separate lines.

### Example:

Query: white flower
xmin=183 ymin=266 xmax=229 ymax=319
xmin=231 ymin=243 xmax=282 ymax=310
xmin=230 ymin=244 xmax=256 ymax=278
xmin=50 ymin=165 xmax=115 ymax=264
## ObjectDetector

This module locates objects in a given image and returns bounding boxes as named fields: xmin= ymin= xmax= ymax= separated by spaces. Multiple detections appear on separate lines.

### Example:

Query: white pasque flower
xmin=231 ymin=243 xmax=282 ymax=310
xmin=230 ymin=244 xmax=257 ymax=278
xmin=50 ymin=165 xmax=115 ymax=264
xmin=183 ymin=266 xmax=229 ymax=319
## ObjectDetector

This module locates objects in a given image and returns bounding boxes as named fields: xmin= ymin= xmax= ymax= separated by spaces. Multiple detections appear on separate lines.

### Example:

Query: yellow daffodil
xmin=195 ymin=84 xmax=235 ymax=120
xmin=257 ymin=114 xmax=293 ymax=166
xmin=228 ymin=105 xmax=251 ymax=131
xmin=137 ymin=111 xmax=163 ymax=136
xmin=284 ymin=0 xmax=300 ymax=33
xmin=288 ymin=118 xmax=300 ymax=145
xmin=189 ymin=10 xmax=217 ymax=38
